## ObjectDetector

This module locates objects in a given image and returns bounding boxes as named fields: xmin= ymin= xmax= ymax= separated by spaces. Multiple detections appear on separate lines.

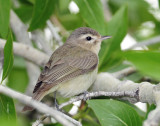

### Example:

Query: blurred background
xmin=0 ymin=0 xmax=160 ymax=126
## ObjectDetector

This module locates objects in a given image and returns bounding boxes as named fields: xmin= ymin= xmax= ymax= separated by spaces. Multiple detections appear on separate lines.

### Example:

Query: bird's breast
xmin=57 ymin=68 xmax=98 ymax=97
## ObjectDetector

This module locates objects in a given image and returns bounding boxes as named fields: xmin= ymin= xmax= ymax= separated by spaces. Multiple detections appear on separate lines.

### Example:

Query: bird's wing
xmin=33 ymin=43 xmax=98 ymax=95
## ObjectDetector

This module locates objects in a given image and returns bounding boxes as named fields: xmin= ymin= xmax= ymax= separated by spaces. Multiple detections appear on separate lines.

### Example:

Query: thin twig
xmin=0 ymin=40 xmax=157 ymax=104
xmin=31 ymin=30 xmax=53 ymax=55
xmin=32 ymin=114 xmax=49 ymax=126
xmin=0 ymin=85 xmax=81 ymax=126
xmin=101 ymin=0 xmax=112 ymax=21
xmin=112 ymin=67 xmax=136 ymax=79
xmin=34 ymin=90 xmax=138 ymax=125
xmin=50 ymin=16 xmax=69 ymax=38
xmin=59 ymin=91 xmax=138 ymax=109
xmin=1 ymin=33 xmax=160 ymax=125
xmin=125 ymin=35 xmax=160 ymax=50
xmin=47 ymin=20 xmax=63 ymax=46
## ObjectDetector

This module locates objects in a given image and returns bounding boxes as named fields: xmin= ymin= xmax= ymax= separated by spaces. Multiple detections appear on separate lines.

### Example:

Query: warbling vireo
xmin=23 ymin=27 xmax=111 ymax=111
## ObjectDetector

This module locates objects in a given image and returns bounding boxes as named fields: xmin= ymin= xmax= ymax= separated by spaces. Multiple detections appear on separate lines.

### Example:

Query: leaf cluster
xmin=0 ymin=0 xmax=160 ymax=125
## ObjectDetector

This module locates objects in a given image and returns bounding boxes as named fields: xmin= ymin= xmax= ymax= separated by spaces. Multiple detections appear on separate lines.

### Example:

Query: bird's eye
xmin=86 ymin=36 xmax=92 ymax=41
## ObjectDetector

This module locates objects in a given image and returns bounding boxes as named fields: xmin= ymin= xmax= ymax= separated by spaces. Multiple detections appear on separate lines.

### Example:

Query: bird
xmin=22 ymin=27 xmax=111 ymax=111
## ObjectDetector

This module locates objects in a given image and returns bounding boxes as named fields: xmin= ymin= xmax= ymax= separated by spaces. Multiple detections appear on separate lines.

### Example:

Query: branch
xmin=0 ymin=40 xmax=157 ymax=104
xmin=50 ymin=16 xmax=69 ymax=38
xmin=112 ymin=67 xmax=136 ymax=79
xmin=144 ymin=107 xmax=160 ymax=126
xmin=101 ymin=0 xmax=112 ymax=21
xmin=33 ymin=90 xmax=138 ymax=125
xmin=59 ymin=90 xmax=138 ymax=109
xmin=10 ymin=10 xmax=42 ymax=96
xmin=1 ymin=37 xmax=160 ymax=125
xmin=91 ymin=73 xmax=155 ymax=104
xmin=125 ymin=35 xmax=160 ymax=50
xmin=0 ymin=85 xmax=81 ymax=126
xmin=143 ymin=84 xmax=160 ymax=126
xmin=0 ymin=39 xmax=49 ymax=66
xmin=10 ymin=10 xmax=32 ymax=45
xmin=31 ymin=30 xmax=53 ymax=55
xmin=32 ymin=114 xmax=49 ymax=126
xmin=0 ymin=39 xmax=157 ymax=103
xmin=47 ymin=20 xmax=63 ymax=46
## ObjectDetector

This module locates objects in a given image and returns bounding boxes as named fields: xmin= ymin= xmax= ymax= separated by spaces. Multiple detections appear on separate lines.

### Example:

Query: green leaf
xmin=108 ymin=0 xmax=156 ymax=30
xmin=58 ymin=0 xmax=71 ymax=14
xmin=7 ymin=66 xmax=29 ymax=93
xmin=2 ymin=32 xmax=14 ymax=82
xmin=0 ymin=0 xmax=11 ymax=38
xmin=44 ymin=123 xmax=62 ymax=126
xmin=99 ymin=5 xmax=128 ymax=71
xmin=123 ymin=51 xmax=160 ymax=81
xmin=87 ymin=99 xmax=142 ymax=126
xmin=145 ymin=104 xmax=156 ymax=119
xmin=27 ymin=0 xmax=35 ymax=4
xmin=123 ymin=101 xmax=145 ymax=120
xmin=74 ymin=0 xmax=105 ymax=34
xmin=0 ymin=94 xmax=17 ymax=125
xmin=14 ymin=4 xmax=33 ymax=23
xmin=59 ymin=13 xmax=84 ymax=30
xmin=7 ymin=56 xmax=29 ymax=93
xmin=28 ymin=0 xmax=57 ymax=31
xmin=125 ymin=72 xmax=143 ymax=82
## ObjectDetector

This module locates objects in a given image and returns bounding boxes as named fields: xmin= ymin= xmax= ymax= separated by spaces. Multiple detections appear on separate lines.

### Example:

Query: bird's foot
xmin=55 ymin=98 xmax=60 ymax=111
xmin=54 ymin=92 xmax=60 ymax=111
xmin=82 ymin=91 xmax=90 ymax=101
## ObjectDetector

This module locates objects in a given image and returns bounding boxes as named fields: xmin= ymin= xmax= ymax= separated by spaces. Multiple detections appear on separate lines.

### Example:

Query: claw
xmin=83 ymin=91 xmax=90 ymax=101
xmin=54 ymin=92 xmax=60 ymax=111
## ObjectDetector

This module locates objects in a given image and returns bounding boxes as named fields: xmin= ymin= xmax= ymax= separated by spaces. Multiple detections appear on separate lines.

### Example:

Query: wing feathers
xmin=33 ymin=44 xmax=98 ymax=94
xmin=33 ymin=69 xmax=84 ymax=97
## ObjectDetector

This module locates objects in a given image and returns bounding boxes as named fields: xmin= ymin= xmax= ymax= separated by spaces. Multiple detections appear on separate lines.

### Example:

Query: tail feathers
xmin=22 ymin=91 xmax=47 ymax=112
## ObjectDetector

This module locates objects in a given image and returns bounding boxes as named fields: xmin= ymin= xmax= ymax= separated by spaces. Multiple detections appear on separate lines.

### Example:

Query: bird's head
xmin=66 ymin=27 xmax=111 ymax=54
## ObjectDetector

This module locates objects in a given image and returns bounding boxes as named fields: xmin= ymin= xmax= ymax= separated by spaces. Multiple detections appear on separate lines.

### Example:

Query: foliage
xmin=87 ymin=100 xmax=142 ymax=126
xmin=99 ymin=5 xmax=128 ymax=71
xmin=0 ymin=0 xmax=11 ymax=38
xmin=123 ymin=51 xmax=160 ymax=81
xmin=74 ymin=0 xmax=105 ymax=34
xmin=0 ymin=94 xmax=17 ymax=126
xmin=1 ymin=31 xmax=14 ymax=82
xmin=28 ymin=0 xmax=57 ymax=31
xmin=108 ymin=0 xmax=157 ymax=31
xmin=0 ymin=0 xmax=160 ymax=125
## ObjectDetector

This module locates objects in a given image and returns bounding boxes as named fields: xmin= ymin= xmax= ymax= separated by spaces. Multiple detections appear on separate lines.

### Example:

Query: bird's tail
xmin=22 ymin=91 xmax=47 ymax=112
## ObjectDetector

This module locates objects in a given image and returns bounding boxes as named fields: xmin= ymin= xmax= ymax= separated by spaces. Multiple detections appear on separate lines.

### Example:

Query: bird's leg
xmin=54 ymin=91 xmax=60 ymax=110
xmin=82 ymin=91 xmax=90 ymax=101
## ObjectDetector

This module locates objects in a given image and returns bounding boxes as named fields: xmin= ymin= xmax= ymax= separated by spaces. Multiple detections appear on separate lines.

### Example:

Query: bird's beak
xmin=100 ymin=36 xmax=112 ymax=41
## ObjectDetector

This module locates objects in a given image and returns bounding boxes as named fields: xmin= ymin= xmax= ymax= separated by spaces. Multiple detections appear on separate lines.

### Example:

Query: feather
xmin=22 ymin=43 xmax=98 ymax=112
xmin=33 ymin=43 xmax=98 ymax=93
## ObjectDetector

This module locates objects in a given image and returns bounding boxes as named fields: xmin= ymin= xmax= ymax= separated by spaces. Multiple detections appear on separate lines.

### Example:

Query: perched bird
xmin=23 ymin=27 xmax=111 ymax=111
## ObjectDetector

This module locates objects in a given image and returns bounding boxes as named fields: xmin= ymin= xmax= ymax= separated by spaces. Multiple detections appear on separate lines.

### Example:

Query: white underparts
xmin=57 ymin=68 xmax=98 ymax=97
